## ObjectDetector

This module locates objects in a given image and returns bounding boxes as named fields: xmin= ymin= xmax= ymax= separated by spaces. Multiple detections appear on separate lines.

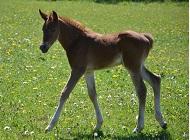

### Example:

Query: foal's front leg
xmin=45 ymin=69 xmax=84 ymax=133
xmin=85 ymin=72 xmax=103 ymax=131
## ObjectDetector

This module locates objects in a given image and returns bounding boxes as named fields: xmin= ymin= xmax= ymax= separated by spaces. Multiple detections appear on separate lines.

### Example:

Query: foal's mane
xmin=59 ymin=16 xmax=91 ymax=35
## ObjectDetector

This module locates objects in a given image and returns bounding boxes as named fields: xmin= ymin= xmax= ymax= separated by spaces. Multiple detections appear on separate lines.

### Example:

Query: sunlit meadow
xmin=0 ymin=0 xmax=188 ymax=139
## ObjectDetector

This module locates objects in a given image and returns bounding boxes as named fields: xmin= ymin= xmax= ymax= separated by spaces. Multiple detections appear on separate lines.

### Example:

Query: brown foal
xmin=39 ymin=10 xmax=167 ymax=133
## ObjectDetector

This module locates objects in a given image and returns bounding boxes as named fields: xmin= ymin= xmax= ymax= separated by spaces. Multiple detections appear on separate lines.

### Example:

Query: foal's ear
xmin=52 ymin=10 xmax=58 ymax=22
xmin=39 ymin=9 xmax=48 ymax=21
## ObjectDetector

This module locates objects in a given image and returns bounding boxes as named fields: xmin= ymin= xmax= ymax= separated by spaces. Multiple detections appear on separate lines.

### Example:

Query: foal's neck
xmin=58 ymin=18 xmax=83 ymax=51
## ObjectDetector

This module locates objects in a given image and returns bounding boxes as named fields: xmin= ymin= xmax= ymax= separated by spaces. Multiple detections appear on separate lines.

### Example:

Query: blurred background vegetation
xmin=39 ymin=0 xmax=188 ymax=3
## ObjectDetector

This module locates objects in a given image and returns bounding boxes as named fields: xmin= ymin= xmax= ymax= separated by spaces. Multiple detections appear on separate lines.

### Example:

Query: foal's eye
xmin=46 ymin=28 xmax=55 ymax=33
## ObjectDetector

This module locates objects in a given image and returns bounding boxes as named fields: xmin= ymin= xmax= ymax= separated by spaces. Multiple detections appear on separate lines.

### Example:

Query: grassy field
xmin=0 ymin=0 xmax=188 ymax=139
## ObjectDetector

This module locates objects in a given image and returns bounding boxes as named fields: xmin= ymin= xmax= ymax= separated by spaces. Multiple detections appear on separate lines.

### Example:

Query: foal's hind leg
xmin=85 ymin=72 xmax=103 ymax=131
xmin=130 ymin=72 xmax=147 ymax=133
xmin=141 ymin=66 xmax=167 ymax=129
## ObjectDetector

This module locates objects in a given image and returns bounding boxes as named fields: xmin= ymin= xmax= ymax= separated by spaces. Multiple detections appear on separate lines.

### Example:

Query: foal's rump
xmin=118 ymin=30 xmax=154 ymax=55
xmin=117 ymin=30 xmax=154 ymax=72
xmin=141 ymin=32 xmax=153 ymax=50
xmin=118 ymin=30 xmax=153 ymax=49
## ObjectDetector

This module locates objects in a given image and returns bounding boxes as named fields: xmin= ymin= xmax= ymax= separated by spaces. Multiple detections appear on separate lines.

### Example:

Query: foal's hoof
xmin=93 ymin=130 xmax=104 ymax=138
xmin=93 ymin=125 xmax=102 ymax=133
xmin=133 ymin=127 xmax=143 ymax=133
xmin=45 ymin=126 xmax=52 ymax=133
xmin=45 ymin=128 xmax=50 ymax=133
xmin=161 ymin=121 xmax=167 ymax=129
xmin=93 ymin=128 xmax=101 ymax=134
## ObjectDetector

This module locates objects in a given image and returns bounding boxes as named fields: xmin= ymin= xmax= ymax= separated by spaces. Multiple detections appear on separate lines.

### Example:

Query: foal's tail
xmin=142 ymin=33 xmax=153 ymax=50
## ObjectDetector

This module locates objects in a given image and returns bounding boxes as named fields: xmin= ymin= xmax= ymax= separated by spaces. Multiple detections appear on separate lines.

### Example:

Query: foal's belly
xmin=86 ymin=46 xmax=122 ymax=71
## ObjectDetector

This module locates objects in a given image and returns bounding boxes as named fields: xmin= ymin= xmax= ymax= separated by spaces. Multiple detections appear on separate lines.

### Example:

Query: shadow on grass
xmin=70 ymin=130 xmax=171 ymax=140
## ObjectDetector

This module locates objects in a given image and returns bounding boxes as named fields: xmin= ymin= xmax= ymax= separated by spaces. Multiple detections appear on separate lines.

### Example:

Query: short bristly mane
xmin=59 ymin=16 xmax=92 ymax=35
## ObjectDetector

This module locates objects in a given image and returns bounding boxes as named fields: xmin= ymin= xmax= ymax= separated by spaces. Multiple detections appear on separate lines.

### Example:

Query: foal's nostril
xmin=40 ymin=44 xmax=48 ymax=53
xmin=40 ymin=44 xmax=44 ymax=50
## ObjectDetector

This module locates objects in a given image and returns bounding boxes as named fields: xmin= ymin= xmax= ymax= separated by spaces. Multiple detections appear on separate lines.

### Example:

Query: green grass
xmin=0 ymin=0 xmax=188 ymax=139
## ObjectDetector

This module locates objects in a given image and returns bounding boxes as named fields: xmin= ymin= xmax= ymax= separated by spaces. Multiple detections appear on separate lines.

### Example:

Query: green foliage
xmin=42 ymin=0 xmax=189 ymax=3
xmin=93 ymin=0 xmax=189 ymax=2
xmin=0 ymin=0 xmax=188 ymax=139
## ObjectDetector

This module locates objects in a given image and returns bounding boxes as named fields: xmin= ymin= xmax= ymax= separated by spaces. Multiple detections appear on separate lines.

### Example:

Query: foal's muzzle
xmin=40 ymin=44 xmax=49 ymax=53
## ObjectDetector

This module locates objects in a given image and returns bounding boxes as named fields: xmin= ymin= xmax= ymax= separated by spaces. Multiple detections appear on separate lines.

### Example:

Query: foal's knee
xmin=151 ymin=74 xmax=161 ymax=91
xmin=142 ymin=67 xmax=161 ymax=88
xmin=154 ymin=74 xmax=161 ymax=85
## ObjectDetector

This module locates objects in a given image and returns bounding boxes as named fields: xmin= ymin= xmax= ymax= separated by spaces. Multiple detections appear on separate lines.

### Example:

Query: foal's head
xmin=39 ymin=9 xmax=59 ymax=53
